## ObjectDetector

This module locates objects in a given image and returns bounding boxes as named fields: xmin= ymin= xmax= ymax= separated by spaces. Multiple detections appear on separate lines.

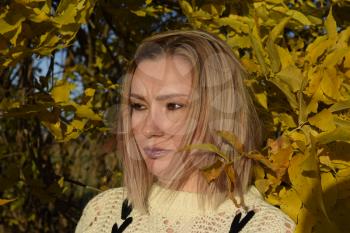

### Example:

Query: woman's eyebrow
xmin=130 ymin=93 xmax=189 ymax=101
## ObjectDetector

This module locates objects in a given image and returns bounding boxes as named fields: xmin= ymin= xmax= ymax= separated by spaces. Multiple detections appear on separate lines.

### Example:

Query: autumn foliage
xmin=1 ymin=0 xmax=350 ymax=232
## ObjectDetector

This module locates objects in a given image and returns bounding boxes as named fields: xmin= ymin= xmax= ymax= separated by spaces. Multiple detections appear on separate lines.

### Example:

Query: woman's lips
xmin=143 ymin=148 xmax=171 ymax=159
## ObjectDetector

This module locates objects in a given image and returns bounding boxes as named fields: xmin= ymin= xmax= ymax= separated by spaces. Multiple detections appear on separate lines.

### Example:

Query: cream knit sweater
xmin=75 ymin=183 xmax=295 ymax=233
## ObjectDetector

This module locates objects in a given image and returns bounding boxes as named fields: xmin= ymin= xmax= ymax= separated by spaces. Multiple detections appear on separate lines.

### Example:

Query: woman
xmin=75 ymin=30 xmax=295 ymax=233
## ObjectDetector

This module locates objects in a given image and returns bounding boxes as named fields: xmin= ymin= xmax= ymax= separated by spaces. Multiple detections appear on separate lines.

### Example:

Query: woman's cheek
xmin=131 ymin=112 xmax=144 ymax=131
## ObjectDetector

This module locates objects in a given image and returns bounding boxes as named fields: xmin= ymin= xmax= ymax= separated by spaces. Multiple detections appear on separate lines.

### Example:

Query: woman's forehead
xmin=131 ymin=56 xmax=193 ymax=92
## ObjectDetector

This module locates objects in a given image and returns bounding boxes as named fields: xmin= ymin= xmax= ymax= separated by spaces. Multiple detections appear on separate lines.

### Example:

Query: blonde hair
xmin=115 ymin=29 xmax=261 ymax=214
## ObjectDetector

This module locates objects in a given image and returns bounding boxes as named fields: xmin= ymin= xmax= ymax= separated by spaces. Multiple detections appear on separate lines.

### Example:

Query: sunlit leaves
xmin=51 ymin=80 xmax=75 ymax=104
xmin=0 ymin=0 xmax=96 ymax=68
xmin=41 ymin=80 xmax=103 ymax=142
xmin=179 ymin=1 xmax=350 ymax=232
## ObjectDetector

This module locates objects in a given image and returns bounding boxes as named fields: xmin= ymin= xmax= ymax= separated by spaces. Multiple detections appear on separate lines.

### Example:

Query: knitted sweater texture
xmin=75 ymin=183 xmax=295 ymax=233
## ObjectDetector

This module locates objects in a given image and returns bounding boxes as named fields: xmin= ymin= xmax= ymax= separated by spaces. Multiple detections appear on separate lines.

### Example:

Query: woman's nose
xmin=141 ymin=107 xmax=164 ymax=138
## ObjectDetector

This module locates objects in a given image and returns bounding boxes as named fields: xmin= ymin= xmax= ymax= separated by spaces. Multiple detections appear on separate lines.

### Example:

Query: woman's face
xmin=130 ymin=55 xmax=193 ymax=178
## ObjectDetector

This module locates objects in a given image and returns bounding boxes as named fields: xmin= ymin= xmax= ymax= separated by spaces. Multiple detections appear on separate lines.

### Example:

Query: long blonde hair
xmin=115 ymin=29 xmax=261 ymax=214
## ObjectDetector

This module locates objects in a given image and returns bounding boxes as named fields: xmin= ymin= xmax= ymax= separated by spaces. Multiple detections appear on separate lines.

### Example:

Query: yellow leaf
xmin=241 ymin=58 xmax=260 ymax=74
xmin=325 ymin=7 xmax=337 ymax=40
xmin=305 ymin=87 xmax=323 ymax=114
xmin=58 ymin=177 xmax=64 ymax=188
xmin=288 ymin=148 xmax=329 ymax=220
xmin=305 ymin=35 xmax=330 ymax=64
xmin=321 ymin=172 xmax=337 ymax=212
xmin=75 ymin=105 xmax=102 ymax=121
xmin=344 ymin=53 xmax=350 ymax=69
xmin=200 ymin=159 xmax=224 ymax=183
xmin=131 ymin=10 xmax=146 ymax=17
xmin=269 ymin=17 xmax=290 ymax=41
xmin=335 ymin=167 xmax=350 ymax=199
xmin=319 ymin=155 xmax=335 ymax=172
xmin=329 ymin=99 xmax=350 ymax=112
xmin=295 ymin=207 xmax=316 ymax=233
xmin=0 ymin=198 xmax=16 ymax=206
xmin=84 ymin=88 xmax=95 ymax=98
xmin=51 ymin=81 xmax=75 ymax=104
xmin=266 ymin=40 xmax=281 ymax=72
xmin=249 ymin=24 xmax=268 ymax=75
xmin=255 ymin=179 xmax=271 ymax=193
xmin=29 ymin=7 xmax=50 ymax=22
xmin=53 ymin=2 xmax=77 ymax=26
xmin=180 ymin=143 xmax=228 ymax=161
xmin=323 ymin=48 xmax=350 ymax=67
xmin=265 ymin=192 xmax=281 ymax=206
xmin=179 ymin=0 xmax=193 ymax=15
xmin=317 ymin=127 xmax=350 ymax=144
xmin=254 ymin=92 xmax=268 ymax=109
xmin=64 ymin=119 xmax=87 ymax=140
xmin=0 ymin=11 xmax=25 ymax=35
xmin=226 ymin=35 xmax=251 ymax=49
xmin=215 ymin=130 xmax=244 ymax=153
xmin=246 ymin=151 xmax=275 ymax=171
xmin=270 ymin=145 xmax=293 ymax=178
xmin=276 ymin=46 xmax=294 ymax=70
xmin=215 ymin=15 xmax=250 ymax=33
xmin=308 ymin=109 xmax=336 ymax=132
xmin=224 ymin=163 xmax=236 ymax=184
xmin=288 ymin=131 xmax=306 ymax=143
xmin=253 ymin=163 xmax=265 ymax=180
xmin=280 ymin=188 xmax=302 ymax=223
xmin=276 ymin=65 xmax=303 ymax=93
xmin=288 ymin=10 xmax=312 ymax=25
xmin=41 ymin=121 xmax=63 ymax=140
xmin=278 ymin=113 xmax=297 ymax=128
xmin=269 ymin=78 xmax=298 ymax=110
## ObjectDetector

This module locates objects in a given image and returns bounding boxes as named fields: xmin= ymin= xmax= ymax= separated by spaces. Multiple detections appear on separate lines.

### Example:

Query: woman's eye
xmin=130 ymin=103 xmax=146 ymax=111
xmin=167 ymin=103 xmax=184 ymax=110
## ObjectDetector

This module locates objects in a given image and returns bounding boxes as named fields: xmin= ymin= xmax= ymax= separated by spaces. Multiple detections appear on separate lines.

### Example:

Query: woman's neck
xmin=156 ymin=172 xmax=200 ymax=193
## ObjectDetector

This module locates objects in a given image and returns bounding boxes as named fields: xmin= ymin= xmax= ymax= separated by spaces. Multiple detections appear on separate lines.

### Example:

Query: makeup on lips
xmin=143 ymin=147 xmax=171 ymax=159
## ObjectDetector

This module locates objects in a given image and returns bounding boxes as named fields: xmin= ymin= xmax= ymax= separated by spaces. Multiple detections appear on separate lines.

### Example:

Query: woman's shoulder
xmin=88 ymin=186 xmax=127 ymax=205
xmin=75 ymin=187 xmax=128 ymax=233
xmin=215 ymin=186 xmax=295 ymax=233
xmin=241 ymin=186 xmax=296 ymax=233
